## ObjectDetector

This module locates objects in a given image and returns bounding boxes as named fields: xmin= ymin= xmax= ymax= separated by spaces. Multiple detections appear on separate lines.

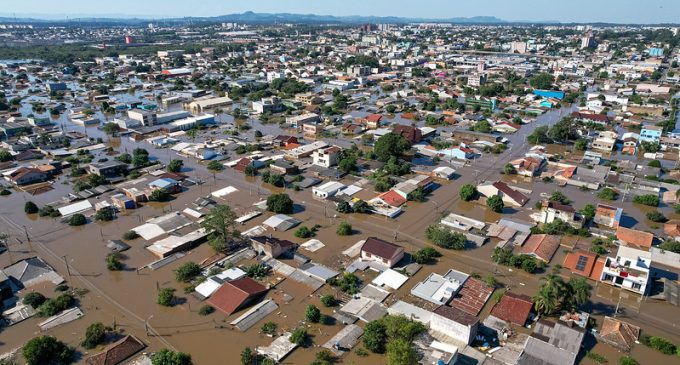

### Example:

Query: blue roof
xmin=150 ymin=178 xmax=178 ymax=188
xmin=533 ymin=89 xmax=565 ymax=100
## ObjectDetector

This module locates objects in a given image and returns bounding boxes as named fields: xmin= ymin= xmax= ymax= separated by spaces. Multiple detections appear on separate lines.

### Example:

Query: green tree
xmin=459 ymin=184 xmax=478 ymax=201
xmin=266 ymin=193 xmax=294 ymax=214
xmin=81 ymin=322 xmax=107 ymax=349
xmin=23 ymin=292 xmax=47 ymax=309
xmin=304 ymin=304 xmax=321 ymax=323
xmin=149 ymin=188 xmax=171 ymax=202
xmin=598 ymin=188 xmax=619 ymax=201
xmin=151 ymin=349 xmax=193 ymax=365
xmin=22 ymin=336 xmax=74 ymax=365
xmin=374 ymin=133 xmax=411 ymax=162
xmin=37 ymin=294 xmax=74 ymax=317
xmin=619 ymin=356 xmax=639 ymax=365
xmin=659 ymin=240 xmax=680 ymax=254
xmin=425 ymin=225 xmax=467 ymax=249
xmin=94 ymin=207 xmax=115 ymax=221
xmin=69 ymin=214 xmax=87 ymax=226
xmin=102 ymin=122 xmax=118 ymax=135
xmin=549 ymin=191 xmax=571 ymax=204
xmin=198 ymin=305 xmax=215 ymax=316
xmin=261 ymin=321 xmax=278 ymax=335
xmin=530 ymin=73 xmax=554 ymax=90
xmin=167 ymin=159 xmax=183 ymax=173
xmin=580 ymin=204 xmax=596 ymax=221
xmin=471 ymin=120 xmax=492 ymax=133
xmin=290 ymin=328 xmax=308 ymax=346
xmin=574 ymin=139 xmax=588 ymax=151
xmin=336 ymin=221 xmax=352 ymax=236
xmin=106 ymin=252 xmax=123 ymax=271
xmin=633 ymin=194 xmax=659 ymax=207
xmin=564 ymin=277 xmax=592 ymax=311
xmin=363 ymin=320 xmax=388 ymax=353
xmin=0 ymin=149 xmax=13 ymax=162
xmin=24 ymin=201 xmax=39 ymax=214
xmin=240 ymin=347 xmax=254 ymax=365
xmin=487 ymin=195 xmax=505 ymax=213
xmin=200 ymin=205 xmax=240 ymax=253
xmin=320 ymin=295 xmax=337 ymax=307
xmin=157 ymin=288 xmax=176 ymax=307
xmin=123 ymin=230 xmax=140 ymax=240
xmin=207 ymin=160 xmax=223 ymax=173
xmin=175 ymin=262 xmax=201 ymax=283
xmin=503 ymin=163 xmax=517 ymax=175
xmin=646 ymin=211 xmax=667 ymax=223
xmin=533 ymin=270 xmax=565 ymax=316
xmin=412 ymin=247 xmax=441 ymax=264
xmin=386 ymin=338 xmax=418 ymax=365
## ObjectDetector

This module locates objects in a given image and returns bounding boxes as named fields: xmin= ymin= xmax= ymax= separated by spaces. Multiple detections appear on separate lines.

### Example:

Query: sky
xmin=1 ymin=0 xmax=679 ymax=24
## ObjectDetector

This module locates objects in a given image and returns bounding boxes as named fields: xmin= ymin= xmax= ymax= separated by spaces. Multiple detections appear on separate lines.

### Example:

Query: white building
xmin=600 ymin=244 xmax=651 ymax=295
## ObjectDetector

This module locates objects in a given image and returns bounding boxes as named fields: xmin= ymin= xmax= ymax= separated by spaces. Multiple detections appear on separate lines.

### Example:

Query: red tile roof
xmin=361 ymin=237 xmax=403 ymax=261
xmin=519 ymin=234 xmax=560 ymax=262
xmin=207 ymin=277 xmax=268 ymax=315
xmin=378 ymin=190 xmax=407 ymax=207
xmin=86 ymin=335 xmax=145 ymax=365
xmin=449 ymin=277 xmax=493 ymax=316
xmin=490 ymin=292 xmax=533 ymax=326
xmin=615 ymin=227 xmax=653 ymax=248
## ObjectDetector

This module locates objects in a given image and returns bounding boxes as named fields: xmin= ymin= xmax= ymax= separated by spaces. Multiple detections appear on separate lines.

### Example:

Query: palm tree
xmin=533 ymin=287 xmax=559 ymax=316
xmin=533 ymin=269 xmax=565 ymax=316
xmin=565 ymin=277 xmax=592 ymax=311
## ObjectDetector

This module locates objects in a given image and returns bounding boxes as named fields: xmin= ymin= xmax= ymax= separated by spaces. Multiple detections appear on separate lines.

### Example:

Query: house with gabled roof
xmin=360 ymin=237 xmax=405 ymax=268
xmin=208 ymin=277 xmax=268 ymax=315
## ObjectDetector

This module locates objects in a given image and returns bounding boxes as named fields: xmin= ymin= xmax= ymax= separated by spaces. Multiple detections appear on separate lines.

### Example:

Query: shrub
xmin=261 ymin=321 xmax=277 ymax=335
xmin=586 ymin=352 xmax=608 ymax=364
xmin=598 ymin=187 xmax=619 ymax=200
xmin=336 ymin=221 xmax=352 ymax=236
xmin=38 ymin=205 xmax=57 ymax=217
xmin=646 ymin=211 xmax=668 ymax=223
xmin=647 ymin=336 xmax=676 ymax=355
xmin=175 ymin=262 xmax=201 ymax=283
xmin=412 ymin=247 xmax=441 ymax=264
xmin=23 ymin=292 xmax=47 ymax=309
xmin=320 ymin=295 xmax=337 ymax=307
xmin=425 ymin=225 xmax=466 ymax=250
xmin=81 ymin=322 xmax=107 ymax=349
xmin=295 ymin=226 xmax=316 ymax=239
xmin=330 ymin=272 xmax=361 ymax=294
xmin=151 ymin=349 xmax=192 ymax=365
xmin=94 ymin=207 xmax=115 ymax=221
xmin=68 ymin=214 xmax=86 ymax=226
xmin=266 ymin=193 xmax=294 ymax=214
xmin=198 ymin=305 xmax=215 ymax=316
xmin=122 ymin=230 xmax=139 ymax=240
xmin=106 ymin=253 xmax=123 ymax=271
xmin=24 ymin=201 xmax=39 ymax=214
xmin=157 ymin=288 xmax=176 ymax=307
xmin=633 ymin=194 xmax=659 ymax=207
xmin=304 ymin=304 xmax=321 ymax=323
xmin=459 ymin=184 xmax=478 ymax=201
xmin=619 ymin=356 xmax=639 ymax=365
xmin=290 ymin=328 xmax=308 ymax=346
xmin=37 ymin=294 xmax=75 ymax=317
xmin=487 ymin=195 xmax=505 ymax=213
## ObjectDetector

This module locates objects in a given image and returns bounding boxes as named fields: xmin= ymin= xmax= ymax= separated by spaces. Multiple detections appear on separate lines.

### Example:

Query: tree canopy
xmin=373 ymin=133 xmax=411 ymax=162
xmin=200 ymin=205 xmax=240 ymax=252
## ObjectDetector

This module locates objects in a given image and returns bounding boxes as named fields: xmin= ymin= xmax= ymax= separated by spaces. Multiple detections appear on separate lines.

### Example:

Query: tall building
xmin=581 ymin=36 xmax=596 ymax=49
xmin=510 ymin=41 xmax=528 ymax=54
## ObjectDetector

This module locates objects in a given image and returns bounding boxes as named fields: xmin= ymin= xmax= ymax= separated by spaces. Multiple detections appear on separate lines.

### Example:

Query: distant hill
xmin=0 ymin=11 xmax=513 ymax=25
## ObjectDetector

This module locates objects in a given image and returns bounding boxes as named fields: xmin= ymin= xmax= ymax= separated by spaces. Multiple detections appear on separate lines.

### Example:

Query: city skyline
xmin=1 ymin=0 xmax=679 ymax=24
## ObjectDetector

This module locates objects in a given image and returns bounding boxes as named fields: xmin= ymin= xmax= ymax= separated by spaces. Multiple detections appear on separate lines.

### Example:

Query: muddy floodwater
xmin=1 ymin=105 xmax=680 ymax=364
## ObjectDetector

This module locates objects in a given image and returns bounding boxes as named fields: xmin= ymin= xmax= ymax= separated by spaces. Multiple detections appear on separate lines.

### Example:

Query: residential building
xmin=490 ymin=292 xmax=533 ymax=326
xmin=477 ymin=181 xmax=529 ymax=207
xmin=393 ymin=124 xmax=422 ymax=144
xmin=186 ymin=96 xmax=232 ymax=114
xmin=594 ymin=203 xmax=623 ymax=229
xmin=7 ymin=167 xmax=47 ymax=186
xmin=640 ymin=125 xmax=663 ymax=143
xmin=615 ymin=226 xmax=654 ymax=249
xmin=312 ymin=146 xmax=341 ymax=168
xmin=534 ymin=201 xmax=583 ymax=228
xmin=250 ymin=236 xmax=296 ymax=258
xmin=360 ymin=237 xmax=405 ymax=268
xmin=518 ymin=234 xmax=561 ymax=263
xmin=87 ymin=160 xmax=128 ymax=177
xmin=600 ymin=244 xmax=652 ymax=294
xmin=467 ymin=73 xmax=487 ymax=87
xmin=563 ymin=250 xmax=605 ymax=281
xmin=252 ymin=97 xmax=284 ymax=114
xmin=430 ymin=305 xmax=479 ymax=345
xmin=207 ymin=277 xmax=268 ymax=315
xmin=286 ymin=113 xmax=320 ymax=128
xmin=518 ymin=318 xmax=586 ymax=365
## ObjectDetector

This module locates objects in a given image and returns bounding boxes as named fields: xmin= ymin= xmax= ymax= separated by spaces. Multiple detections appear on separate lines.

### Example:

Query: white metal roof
xmin=57 ymin=199 xmax=93 ymax=217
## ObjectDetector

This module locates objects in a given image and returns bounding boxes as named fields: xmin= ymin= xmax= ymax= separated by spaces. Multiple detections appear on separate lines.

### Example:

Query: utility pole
xmin=62 ymin=255 xmax=71 ymax=277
